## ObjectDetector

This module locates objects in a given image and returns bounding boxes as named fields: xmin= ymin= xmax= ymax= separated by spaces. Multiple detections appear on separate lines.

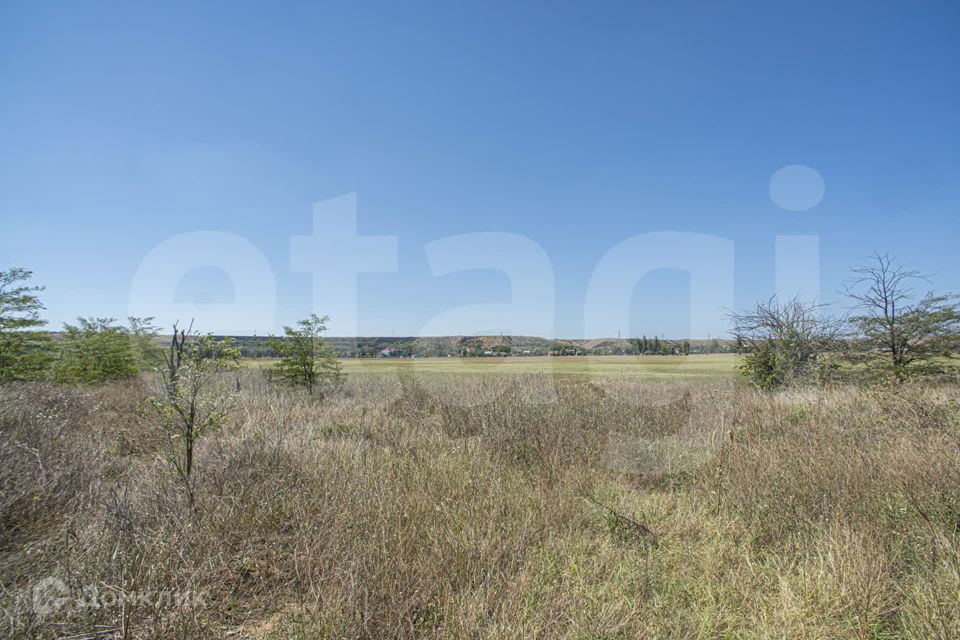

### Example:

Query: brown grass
xmin=1 ymin=372 xmax=959 ymax=638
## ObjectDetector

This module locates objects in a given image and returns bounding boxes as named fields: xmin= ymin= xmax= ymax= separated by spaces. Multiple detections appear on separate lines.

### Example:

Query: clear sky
xmin=1 ymin=1 xmax=958 ymax=337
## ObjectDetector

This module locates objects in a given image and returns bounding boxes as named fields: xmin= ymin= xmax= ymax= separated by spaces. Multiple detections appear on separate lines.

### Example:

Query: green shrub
xmin=738 ymin=340 xmax=782 ymax=390
xmin=52 ymin=317 xmax=138 ymax=383
xmin=127 ymin=316 xmax=165 ymax=370
xmin=267 ymin=314 xmax=344 ymax=394
xmin=0 ymin=267 xmax=51 ymax=383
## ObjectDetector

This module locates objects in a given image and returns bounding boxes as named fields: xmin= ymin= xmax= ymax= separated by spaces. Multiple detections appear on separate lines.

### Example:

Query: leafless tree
xmin=845 ymin=253 xmax=960 ymax=380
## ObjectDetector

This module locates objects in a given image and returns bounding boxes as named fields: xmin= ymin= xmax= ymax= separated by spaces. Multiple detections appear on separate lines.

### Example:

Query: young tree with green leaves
xmin=52 ymin=317 xmax=139 ymax=383
xmin=268 ymin=314 xmax=343 ymax=394
xmin=128 ymin=316 xmax=165 ymax=370
xmin=0 ymin=267 xmax=51 ymax=382
xmin=845 ymin=253 xmax=960 ymax=380
xmin=152 ymin=323 xmax=240 ymax=508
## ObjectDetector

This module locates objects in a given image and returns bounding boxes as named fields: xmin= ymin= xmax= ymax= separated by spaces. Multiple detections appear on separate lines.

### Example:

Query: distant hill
xmin=225 ymin=334 xmax=736 ymax=358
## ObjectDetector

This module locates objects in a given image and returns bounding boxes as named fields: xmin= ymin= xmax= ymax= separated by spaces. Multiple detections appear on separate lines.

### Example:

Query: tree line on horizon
xmin=3 ymin=252 xmax=959 ymax=391
xmin=231 ymin=334 xmax=729 ymax=359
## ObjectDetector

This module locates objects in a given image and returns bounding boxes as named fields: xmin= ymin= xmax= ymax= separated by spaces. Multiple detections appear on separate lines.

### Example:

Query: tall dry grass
xmin=1 ymin=372 xmax=958 ymax=638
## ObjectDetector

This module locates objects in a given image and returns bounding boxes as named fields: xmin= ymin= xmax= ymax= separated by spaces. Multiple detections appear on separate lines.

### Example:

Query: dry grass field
xmin=2 ymin=366 xmax=960 ymax=638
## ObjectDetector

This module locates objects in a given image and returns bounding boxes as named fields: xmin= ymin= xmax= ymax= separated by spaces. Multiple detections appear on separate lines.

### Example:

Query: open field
xmin=251 ymin=354 xmax=741 ymax=379
xmin=3 ymin=370 xmax=960 ymax=639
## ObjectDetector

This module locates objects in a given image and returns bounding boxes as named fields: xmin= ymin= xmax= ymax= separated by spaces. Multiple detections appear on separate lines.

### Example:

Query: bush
xmin=729 ymin=296 xmax=843 ymax=389
xmin=739 ymin=340 xmax=782 ymax=390
xmin=52 ymin=317 xmax=139 ymax=383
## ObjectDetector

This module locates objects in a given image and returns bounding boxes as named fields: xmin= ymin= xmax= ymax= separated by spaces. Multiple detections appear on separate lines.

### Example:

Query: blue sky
xmin=1 ymin=1 xmax=958 ymax=337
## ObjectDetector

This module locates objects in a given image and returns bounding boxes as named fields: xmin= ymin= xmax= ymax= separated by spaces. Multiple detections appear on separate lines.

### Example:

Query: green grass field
xmin=249 ymin=353 xmax=740 ymax=379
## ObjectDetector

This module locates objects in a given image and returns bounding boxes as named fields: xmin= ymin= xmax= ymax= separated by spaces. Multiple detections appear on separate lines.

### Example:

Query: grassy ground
xmin=251 ymin=353 xmax=740 ymax=379
xmin=2 ymin=370 xmax=959 ymax=638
